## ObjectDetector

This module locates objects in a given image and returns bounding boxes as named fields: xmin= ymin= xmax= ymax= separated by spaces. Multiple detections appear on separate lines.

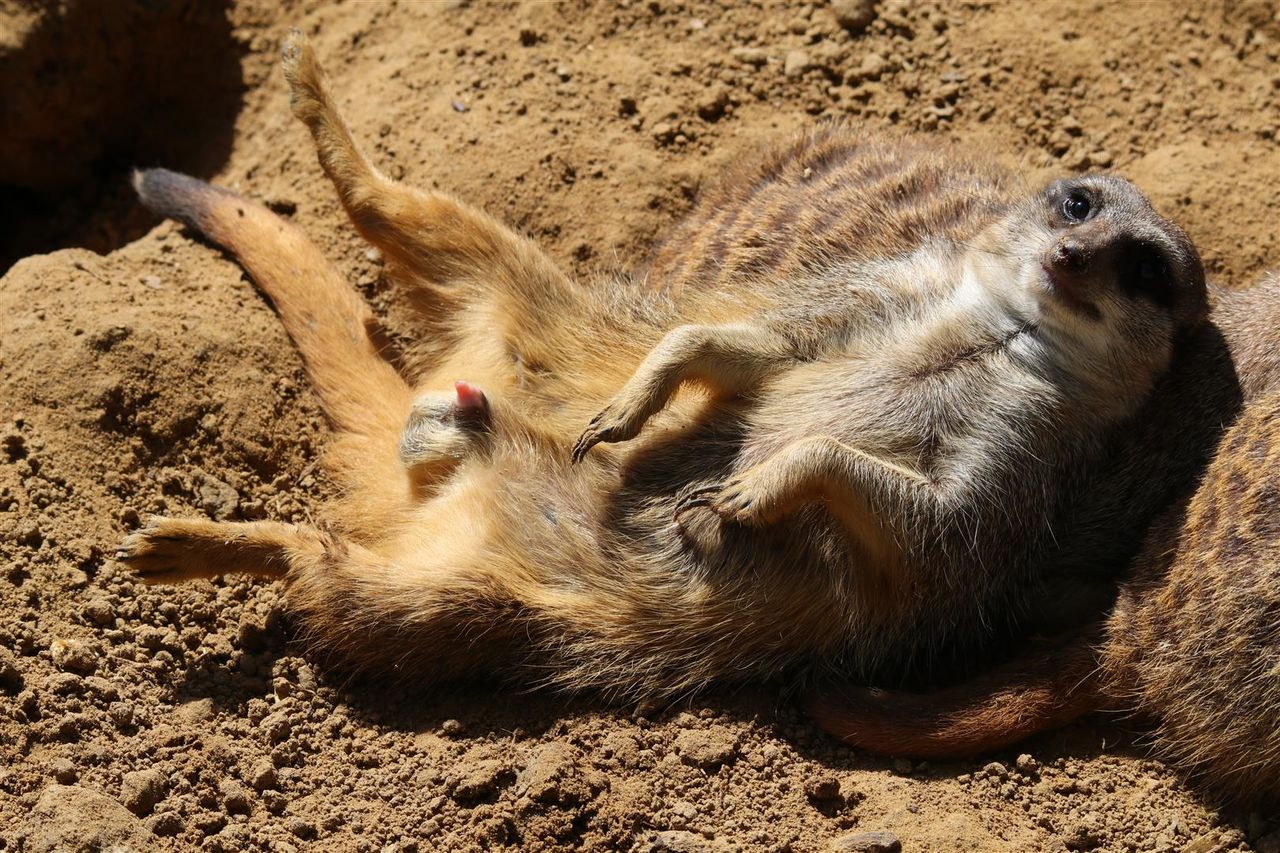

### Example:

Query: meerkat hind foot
xmin=117 ymin=517 xmax=303 ymax=584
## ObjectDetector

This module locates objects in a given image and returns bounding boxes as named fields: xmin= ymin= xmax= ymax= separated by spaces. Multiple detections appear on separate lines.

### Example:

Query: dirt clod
xmin=50 ymin=758 xmax=78 ymax=785
xmin=220 ymin=779 xmax=251 ymax=815
xmin=49 ymin=639 xmax=96 ymax=675
xmin=449 ymin=759 xmax=515 ymax=803
xmin=23 ymin=785 xmax=152 ymax=852
xmin=120 ymin=768 xmax=167 ymax=816
xmin=146 ymin=809 xmax=184 ymax=837
xmin=645 ymin=829 xmax=736 ymax=852
xmin=288 ymin=817 xmax=318 ymax=840
xmin=0 ymin=646 xmax=22 ymax=692
xmin=829 ymin=830 xmax=901 ymax=853
xmin=674 ymin=728 xmax=738 ymax=769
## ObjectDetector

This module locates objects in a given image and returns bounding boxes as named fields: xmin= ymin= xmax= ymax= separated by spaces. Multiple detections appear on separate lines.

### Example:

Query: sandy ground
xmin=2 ymin=1 xmax=1280 ymax=850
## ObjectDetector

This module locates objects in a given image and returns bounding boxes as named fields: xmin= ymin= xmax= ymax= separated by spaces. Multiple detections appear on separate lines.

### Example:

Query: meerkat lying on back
xmin=813 ymin=390 xmax=1280 ymax=807
xmin=574 ymin=174 xmax=1203 ymax=544
xmin=120 ymin=32 xmax=1206 ymax=703
xmin=810 ymin=271 xmax=1280 ymax=807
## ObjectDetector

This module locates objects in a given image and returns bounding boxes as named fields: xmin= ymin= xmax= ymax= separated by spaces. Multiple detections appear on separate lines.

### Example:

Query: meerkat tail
xmin=132 ymin=168 xmax=412 ymax=433
xmin=808 ymin=634 xmax=1104 ymax=759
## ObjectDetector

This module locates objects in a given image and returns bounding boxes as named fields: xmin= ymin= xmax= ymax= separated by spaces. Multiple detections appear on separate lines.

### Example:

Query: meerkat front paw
xmin=709 ymin=474 xmax=775 ymax=524
xmin=571 ymin=398 xmax=649 ymax=463
xmin=673 ymin=468 xmax=794 ymax=526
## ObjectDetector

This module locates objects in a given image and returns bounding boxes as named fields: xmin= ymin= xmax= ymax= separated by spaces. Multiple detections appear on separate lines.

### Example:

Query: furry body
xmin=122 ymin=34 xmax=1206 ymax=704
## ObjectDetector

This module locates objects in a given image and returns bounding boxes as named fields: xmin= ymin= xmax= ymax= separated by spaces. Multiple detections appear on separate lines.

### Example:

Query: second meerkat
xmin=120 ymin=33 xmax=1206 ymax=697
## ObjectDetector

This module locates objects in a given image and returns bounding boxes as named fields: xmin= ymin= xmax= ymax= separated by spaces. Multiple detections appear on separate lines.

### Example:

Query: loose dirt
xmin=2 ymin=1 xmax=1279 ymax=851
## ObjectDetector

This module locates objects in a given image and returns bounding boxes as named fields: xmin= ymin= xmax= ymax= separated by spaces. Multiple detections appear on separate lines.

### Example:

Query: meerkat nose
xmin=454 ymin=380 xmax=488 ymax=412
xmin=1052 ymin=240 xmax=1088 ymax=273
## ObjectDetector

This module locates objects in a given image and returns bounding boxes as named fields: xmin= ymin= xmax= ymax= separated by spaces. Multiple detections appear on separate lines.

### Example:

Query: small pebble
xmin=830 ymin=0 xmax=878 ymax=34
xmin=983 ymin=760 xmax=1009 ymax=779
xmin=730 ymin=46 xmax=768 ymax=67
xmin=50 ymin=639 xmax=96 ymax=675
xmin=221 ymin=779 xmax=251 ymax=814
xmin=82 ymin=597 xmax=116 ymax=627
xmin=784 ymin=49 xmax=811 ymax=78
xmin=805 ymin=775 xmax=842 ymax=801
xmin=250 ymin=759 xmax=279 ymax=792
xmin=146 ymin=811 xmax=184 ymax=837
xmin=51 ymin=757 xmax=78 ymax=783
xmin=288 ymin=816 xmax=318 ymax=839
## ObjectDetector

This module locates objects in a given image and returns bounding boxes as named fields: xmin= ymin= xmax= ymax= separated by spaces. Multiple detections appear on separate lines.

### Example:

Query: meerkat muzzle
xmin=1052 ymin=239 xmax=1088 ymax=273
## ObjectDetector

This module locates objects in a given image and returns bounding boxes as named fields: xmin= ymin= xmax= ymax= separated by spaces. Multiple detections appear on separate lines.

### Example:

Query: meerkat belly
xmin=743 ymin=329 xmax=1067 ymax=554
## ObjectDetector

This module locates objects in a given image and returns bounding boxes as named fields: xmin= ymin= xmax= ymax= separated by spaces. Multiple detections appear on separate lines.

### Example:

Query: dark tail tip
xmin=132 ymin=168 xmax=236 ymax=234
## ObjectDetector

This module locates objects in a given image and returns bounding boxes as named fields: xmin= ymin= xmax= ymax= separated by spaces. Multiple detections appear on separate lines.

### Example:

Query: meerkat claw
xmin=115 ymin=522 xmax=186 ymax=579
xmin=571 ymin=419 xmax=611 ymax=463
xmin=713 ymin=489 xmax=757 ymax=524
xmin=674 ymin=476 xmax=772 ymax=526
xmin=281 ymin=27 xmax=303 ymax=63
xmin=572 ymin=403 xmax=641 ymax=462
xmin=570 ymin=430 xmax=597 ymax=464
xmin=673 ymin=484 xmax=723 ymax=521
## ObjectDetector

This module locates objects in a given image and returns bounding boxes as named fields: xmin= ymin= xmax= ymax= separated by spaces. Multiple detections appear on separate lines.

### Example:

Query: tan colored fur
xmin=810 ymin=272 xmax=1280 ymax=806
xmin=1100 ymin=378 xmax=1280 ymax=805
xmin=122 ymin=33 xmax=1211 ymax=712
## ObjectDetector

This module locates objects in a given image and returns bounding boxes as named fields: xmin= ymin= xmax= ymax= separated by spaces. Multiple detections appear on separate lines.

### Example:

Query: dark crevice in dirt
xmin=0 ymin=0 xmax=247 ymax=272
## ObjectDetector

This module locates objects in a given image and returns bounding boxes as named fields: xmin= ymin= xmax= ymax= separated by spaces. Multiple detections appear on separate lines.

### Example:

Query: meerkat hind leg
xmin=120 ymin=512 xmax=526 ymax=680
xmin=281 ymin=30 xmax=573 ymax=312
xmin=572 ymin=323 xmax=794 ymax=461
xmin=118 ymin=517 xmax=327 ymax=584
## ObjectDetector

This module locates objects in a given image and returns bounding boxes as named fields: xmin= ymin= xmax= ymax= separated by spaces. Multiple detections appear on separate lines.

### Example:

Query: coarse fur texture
xmin=811 ymin=272 xmax=1280 ymax=807
xmin=1100 ymin=380 xmax=1280 ymax=806
xmin=120 ymin=33 xmax=1207 ymax=705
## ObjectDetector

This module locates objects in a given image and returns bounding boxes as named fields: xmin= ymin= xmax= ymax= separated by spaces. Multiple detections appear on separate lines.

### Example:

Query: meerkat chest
xmin=746 ymin=295 xmax=1062 ymax=484
xmin=770 ymin=239 xmax=1025 ymax=357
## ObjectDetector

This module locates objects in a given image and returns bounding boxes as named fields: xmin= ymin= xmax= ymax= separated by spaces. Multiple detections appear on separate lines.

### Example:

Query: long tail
xmin=134 ymin=169 xmax=414 ymax=536
xmin=809 ymin=633 xmax=1106 ymax=759
xmin=133 ymin=168 xmax=412 ymax=432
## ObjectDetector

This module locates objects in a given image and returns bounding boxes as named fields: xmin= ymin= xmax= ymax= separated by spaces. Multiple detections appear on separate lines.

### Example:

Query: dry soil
xmin=2 ymin=1 xmax=1280 ymax=851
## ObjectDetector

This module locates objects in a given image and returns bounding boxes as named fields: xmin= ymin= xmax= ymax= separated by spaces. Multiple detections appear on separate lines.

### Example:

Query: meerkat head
xmin=399 ymin=380 xmax=492 ymax=469
xmin=974 ymin=174 xmax=1206 ymax=395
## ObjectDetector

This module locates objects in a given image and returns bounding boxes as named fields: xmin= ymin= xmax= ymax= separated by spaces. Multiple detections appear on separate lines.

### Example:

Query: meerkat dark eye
xmin=1062 ymin=193 xmax=1092 ymax=222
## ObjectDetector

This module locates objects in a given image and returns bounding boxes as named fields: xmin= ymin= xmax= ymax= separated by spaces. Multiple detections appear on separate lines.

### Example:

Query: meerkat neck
xmin=949 ymin=248 xmax=1036 ymax=328
xmin=950 ymin=246 xmax=1162 ymax=421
